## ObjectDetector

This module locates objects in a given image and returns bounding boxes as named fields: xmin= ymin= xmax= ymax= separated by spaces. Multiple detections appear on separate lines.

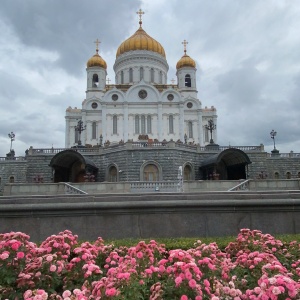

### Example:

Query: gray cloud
xmin=0 ymin=0 xmax=141 ymax=75
xmin=1 ymin=0 xmax=300 ymax=156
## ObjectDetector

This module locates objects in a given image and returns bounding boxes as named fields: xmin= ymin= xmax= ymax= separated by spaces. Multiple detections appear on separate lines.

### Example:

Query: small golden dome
xmin=116 ymin=27 xmax=166 ymax=58
xmin=87 ymin=52 xmax=107 ymax=69
xmin=176 ymin=54 xmax=196 ymax=69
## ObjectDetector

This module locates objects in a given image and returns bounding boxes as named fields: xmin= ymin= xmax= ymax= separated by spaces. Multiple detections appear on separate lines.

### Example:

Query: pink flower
xmin=50 ymin=265 xmax=57 ymax=272
xmin=46 ymin=255 xmax=53 ymax=262
xmin=185 ymin=271 xmax=192 ymax=280
xmin=11 ymin=242 xmax=21 ymax=251
xmin=181 ymin=295 xmax=188 ymax=300
xmin=17 ymin=251 xmax=25 ymax=259
xmin=105 ymin=288 xmax=117 ymax=297
xmin=175 ymin=276 xmax=183 ymax=286
xmin=0 ymin=252 xmax=9 ymax=260
xmin=24 ymin=290 xmax=33 ymax=299
xmin=137 ymin=251 xmax=143 ymax=259
xmin=188 ymin=279 xmax=197 ymax=288
xmin=62 ymin=290 xmax=71 ymax=298
xmin=145 ymin=268 xmax=153 ymax=275
xmin=204 ymin=279 xmax=210 ymax=287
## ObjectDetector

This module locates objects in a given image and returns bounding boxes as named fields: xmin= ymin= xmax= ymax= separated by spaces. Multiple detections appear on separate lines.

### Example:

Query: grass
xmin=107 ymin=234 xmax=300 ymax=251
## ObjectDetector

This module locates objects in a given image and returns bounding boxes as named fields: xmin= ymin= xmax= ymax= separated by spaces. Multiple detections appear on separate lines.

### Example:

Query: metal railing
xmin=64 ymin=183 xmax=88 ymax=195
xmin=228 ymin=179 xmax=250 ymax=191
xmin=267 ymin=152 xmax=300 ymax=158
xmin=27 ymin=143 xmax=264 ymax=155
xmin=130 ymin=181 xmax=178 ymax=193
xmin=0 ymin=156 xmax=26 ymax=161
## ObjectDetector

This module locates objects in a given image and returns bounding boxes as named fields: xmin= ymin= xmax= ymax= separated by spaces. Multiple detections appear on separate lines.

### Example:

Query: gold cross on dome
xmin=94 ymin=38 xmax=101 ymax=53
xmin=106 ymin=78 xmax=111 ymax=84
xmin=136 ymin=9 xmax=145 ymax=27
xmin=182 ymin=39 xmax=188 ymax=54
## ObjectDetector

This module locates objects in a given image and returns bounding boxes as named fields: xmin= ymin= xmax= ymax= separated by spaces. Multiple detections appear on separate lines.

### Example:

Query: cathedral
xmin=1 ymin=10 xmax=299 ymax=192
xmin=65 ymin=10 xmax=217 ymax=148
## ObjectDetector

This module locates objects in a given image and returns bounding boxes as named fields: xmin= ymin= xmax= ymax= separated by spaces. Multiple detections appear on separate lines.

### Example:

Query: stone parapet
xmin=0 ymin=191 xmax=300 ymax=241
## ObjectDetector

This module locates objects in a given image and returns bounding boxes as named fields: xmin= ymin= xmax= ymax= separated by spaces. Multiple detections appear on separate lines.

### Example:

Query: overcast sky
xmin=0 ymin=0 xmax=300 ymax=157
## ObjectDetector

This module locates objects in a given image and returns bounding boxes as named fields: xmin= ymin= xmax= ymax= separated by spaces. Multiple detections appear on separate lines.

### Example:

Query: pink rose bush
xmin=0 ymin=228 xmax=299 ymax=299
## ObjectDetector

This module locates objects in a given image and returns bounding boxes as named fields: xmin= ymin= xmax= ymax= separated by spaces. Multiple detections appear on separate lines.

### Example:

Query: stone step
xmin=1 ymin=190 xmax=300 ymax=205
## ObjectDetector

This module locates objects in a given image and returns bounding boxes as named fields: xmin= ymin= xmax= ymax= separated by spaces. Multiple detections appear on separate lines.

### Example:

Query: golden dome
xmin=87 ymin=52 xmax=107 ymax=69
xmin=116 ymin=27 xmax=166 ymax=58
xmin=176 ymin=54 xmax=196 ymax=69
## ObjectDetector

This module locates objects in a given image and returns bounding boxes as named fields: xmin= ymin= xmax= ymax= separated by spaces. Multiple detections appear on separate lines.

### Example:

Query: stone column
xmin=123 ymin=102 xmax=128 ymax=141
xmin=81 ymin=112 xmax=87 ymax=145
xmin=179 ymin=103 xmax=185 ymax=142
xmin=85 ymin=121 xmax=90 ymax=143
xmin=65 ymin=118 xmax=70 ymax=148
xmin=102 ymin=105 xmax=107 ymax=143
xmin=157 ymin=103 xmax=163 ymax=141
xmin=197 ymin=109 xmax=203 ymax=146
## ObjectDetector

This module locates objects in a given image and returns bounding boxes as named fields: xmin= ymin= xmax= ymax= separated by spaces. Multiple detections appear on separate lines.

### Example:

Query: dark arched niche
xmin=200 ymin=148 xmax=251 ymax=180
xmin=49 ymin=150 xmax=98 ymax=183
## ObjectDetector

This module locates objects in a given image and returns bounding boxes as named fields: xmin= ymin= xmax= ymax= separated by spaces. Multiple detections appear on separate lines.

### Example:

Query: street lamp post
xmin=8 ymin=132 xmax=15 ymax=152
xmin=270 ymin=129 xmax=279 ymax=155
xmin=205 ymin=119 xmax=216 ymax=144
xmin=270 ymin=129 xmax=277 ymax=150
xmin=75 ymin=120 xmax=86 ymax=146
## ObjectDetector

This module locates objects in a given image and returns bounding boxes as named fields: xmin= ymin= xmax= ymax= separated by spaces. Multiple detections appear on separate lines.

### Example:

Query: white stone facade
xmin=65 ymin=31 xmax=217 ymax=148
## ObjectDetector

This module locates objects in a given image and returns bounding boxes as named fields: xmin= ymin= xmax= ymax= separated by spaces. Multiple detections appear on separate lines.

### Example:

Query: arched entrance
xmin=200 ymin=148 xmax=251 ymax=180
xmin=140 ymin=161 xmax=163 ymax=182
xmin=108 ymin=165 xmax=118 ymax=182
xmin=143 ymin=164 xmax=159 ymax=181
xmin=49 ymin=150 xmax=98 ymax=183
xmin=183 ymin=163 xmax=194 ymax=180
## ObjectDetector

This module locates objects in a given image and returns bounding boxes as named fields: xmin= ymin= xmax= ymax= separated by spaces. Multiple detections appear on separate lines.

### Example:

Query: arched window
xmin=108 ymin=166 xmax=118 ymax=182
xmin=121 ymin=71 xmax=124 ymax=84
xmin=159 ymin=71 xmax=163 ymax=84
xmin=113 ymin=116 xmax=117 ymax=134
xmin=135 ymin=115 xmax=140 ymax=134
xmin=92 ymin=122 xmax=97 ymax=139
xmin=9 ymin=176 xmax=14 ymax=183
xmin=184 ymin=165 xmax=192 ymax=180
xmin=274 ymin=172 xmax=279 ymax=179
xmin=286 ymin=172 xmax=292 ymax=179
xmin=140 ymin=67 xmax=144 ymax=80
xmin=92 ymin=74 xmax=99 ymax=87
xmin=147 ymin=115 xmax=152 ymax=133
xmin=150 ymin=68 xmax=154 ymax=82
xmin=129 ymin=68 xmax=133 ymax=82
xmin=141 ymin=115 xmax=146 ymax=134
xmin=169 ymin=115 xmax=174 ymax=134
xmin=185 ymin=74 xmax=191 ymax=87
xmin=143 ymin=164 xmax=159 ymax=181
xmin=188 ymin=121 xmax=193 ymax=138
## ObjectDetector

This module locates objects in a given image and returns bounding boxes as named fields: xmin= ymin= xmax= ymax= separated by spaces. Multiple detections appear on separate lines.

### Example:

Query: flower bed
xmin=0 ymin=229 xmax=299 ymax=299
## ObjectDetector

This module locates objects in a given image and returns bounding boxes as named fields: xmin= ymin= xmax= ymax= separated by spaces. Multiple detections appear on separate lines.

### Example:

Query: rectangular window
xmin=135 ymin=116 xmax=140 ymax=134
xmin=147 ymin=115 xmax=152 ymax=133
xmin=141 ymin=115 xmax=146 ymax=134
xmin=188 ymin=121 xmax=193 ymax=138
xmin=92 ymin=122 xmax=97 ymax=139
xmin=169 ymin=115 xmax=174 ymax=134
xmin=204 ymin=127 xmax=209 ymax=143
xmin=113 ymin=116 xmax=117 ymax=134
